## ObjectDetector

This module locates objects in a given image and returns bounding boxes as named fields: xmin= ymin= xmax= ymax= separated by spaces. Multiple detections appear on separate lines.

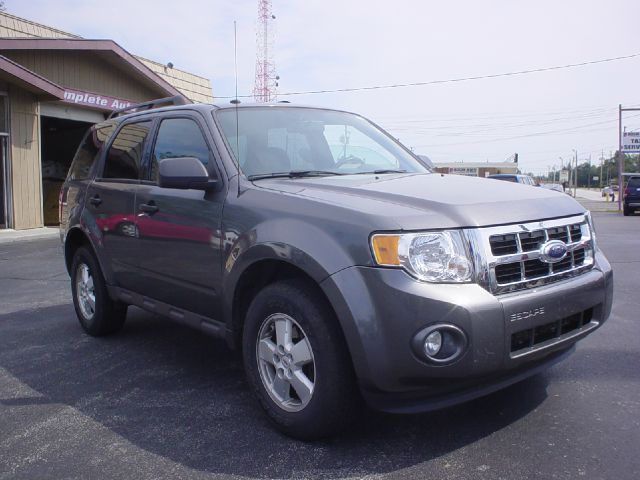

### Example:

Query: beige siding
xmin=9 ymin=87 xmax=42 ymax=230
xmin=137 ymin=57 xmax=213 ymax=103
xmin=4 ymin=51 xmax=160 ymax=103
xmin=0 ymin=12 xmax=214 ymax=103
xmin=0 ymin=12 xmax=79 ymax=39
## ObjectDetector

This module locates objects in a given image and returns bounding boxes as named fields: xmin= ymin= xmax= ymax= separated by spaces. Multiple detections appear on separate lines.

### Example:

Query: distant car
xmin=541 ymin=183 xmax=564 ymax=193
xmin=488 ymin=174 xmax=538 ymax=186
xmin=601 ymin=186 xmax=612 ymax=197
xmin=623 ymin=176 xmax=640 ymax=216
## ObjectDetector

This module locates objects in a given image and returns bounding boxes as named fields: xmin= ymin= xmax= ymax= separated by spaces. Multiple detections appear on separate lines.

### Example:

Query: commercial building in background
xmin=433 ymin=161 xmax=519 ymax=177
xmin=0 ymin=12 xmax=213 ymax=230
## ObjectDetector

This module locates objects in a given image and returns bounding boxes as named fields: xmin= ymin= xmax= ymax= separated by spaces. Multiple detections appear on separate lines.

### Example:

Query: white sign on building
xmin=449 ymin=167 xmax=478 ymax=176
xmin=622 ymin=131 xmax=640 ymax=153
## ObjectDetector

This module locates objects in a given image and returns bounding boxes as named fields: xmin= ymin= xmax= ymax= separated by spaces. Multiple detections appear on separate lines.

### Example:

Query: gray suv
xmin=60 ymin=99 xmax=613 ymax=439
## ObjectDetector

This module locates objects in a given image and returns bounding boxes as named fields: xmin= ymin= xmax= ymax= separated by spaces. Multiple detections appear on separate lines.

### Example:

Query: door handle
xmin=139 ymin=202 xmax=159 ymax=214
xmin=89 ymin=195 xmax=102 ymax=207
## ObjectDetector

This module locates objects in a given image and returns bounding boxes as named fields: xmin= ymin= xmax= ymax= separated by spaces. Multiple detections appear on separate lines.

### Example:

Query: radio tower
xmin=253 ymin=0 xmax=278 ymax=102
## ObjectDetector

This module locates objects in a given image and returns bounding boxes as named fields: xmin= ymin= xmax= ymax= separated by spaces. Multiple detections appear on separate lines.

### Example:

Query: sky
xmin=9 ymin=0 xmax=640 ymax=175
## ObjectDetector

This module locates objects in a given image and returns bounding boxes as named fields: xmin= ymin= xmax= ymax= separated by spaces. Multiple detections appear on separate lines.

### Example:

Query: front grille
xmin=510 ymin=308 xmax=594 ymax=354
xmin=482 ymin=215 xmax=594 ymax=294
xmin=519 ymin=230 xmax=545 ymax=252
xmin=495 ymin=263 xmax=522 ymax=283
xmin=489 ymin=234 xmax=518 ymax=255
xmin=547 ymin=226 xmax=569 ymax=242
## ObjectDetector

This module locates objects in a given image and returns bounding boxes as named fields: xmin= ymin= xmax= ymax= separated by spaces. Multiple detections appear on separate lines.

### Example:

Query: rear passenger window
xmin=68 ymin=124 xmax=115 ymax=180
xmin=103 ymin=121 xmax=152 ymax=180
xmin=151 ymin=118 xmax=210 ymax=182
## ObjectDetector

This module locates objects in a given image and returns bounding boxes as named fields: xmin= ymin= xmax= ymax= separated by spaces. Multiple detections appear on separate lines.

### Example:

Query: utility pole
xmin=600 ymin=149 xmax=604 ymax=189
xmin=571 ymin=149 xmax=577 ymax=197
xmin=587 ymin=154 xmax=592 ymax=190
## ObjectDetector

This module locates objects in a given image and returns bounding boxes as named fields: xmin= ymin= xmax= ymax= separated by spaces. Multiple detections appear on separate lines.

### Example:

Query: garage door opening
xmin=41 ymin=116 xmax=93 ymax=226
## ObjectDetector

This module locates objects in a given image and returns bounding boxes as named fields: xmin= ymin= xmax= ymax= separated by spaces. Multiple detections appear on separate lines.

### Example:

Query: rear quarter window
xmin=68 ymin=124 xmax=115 ymax=180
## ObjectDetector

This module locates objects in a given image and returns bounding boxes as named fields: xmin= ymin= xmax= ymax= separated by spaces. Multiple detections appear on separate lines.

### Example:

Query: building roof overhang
xmin=0 ymin=54 xmax=64 ymax=100
xmin=0 ymin=38 xmax=188 ymax=102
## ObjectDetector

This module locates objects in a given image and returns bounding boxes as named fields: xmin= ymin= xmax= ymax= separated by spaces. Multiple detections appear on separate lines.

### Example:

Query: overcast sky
xmin=9 ymin=0 xmax=640 ymax=175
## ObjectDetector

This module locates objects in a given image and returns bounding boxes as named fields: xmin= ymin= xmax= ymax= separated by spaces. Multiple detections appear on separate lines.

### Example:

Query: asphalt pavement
xmin=1 ymin=210 xmax=639 ymax=480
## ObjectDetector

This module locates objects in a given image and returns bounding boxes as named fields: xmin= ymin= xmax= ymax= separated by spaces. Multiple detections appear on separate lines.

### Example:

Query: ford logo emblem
xmin=540 ymin=240 xmax=568 ymax=263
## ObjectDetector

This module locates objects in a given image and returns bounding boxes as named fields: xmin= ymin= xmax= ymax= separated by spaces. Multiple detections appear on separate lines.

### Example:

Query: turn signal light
xmin=371 ymin=235 xmax=400 ymax=265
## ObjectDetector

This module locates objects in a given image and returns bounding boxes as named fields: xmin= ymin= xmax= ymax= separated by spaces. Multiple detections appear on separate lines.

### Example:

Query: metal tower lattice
xmin=253 ymin=0 xmax=277 ymax=102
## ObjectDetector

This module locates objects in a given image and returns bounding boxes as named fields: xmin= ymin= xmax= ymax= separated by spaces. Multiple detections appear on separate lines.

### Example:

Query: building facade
xmin=0 ymin=12 xmax=214 ymax=230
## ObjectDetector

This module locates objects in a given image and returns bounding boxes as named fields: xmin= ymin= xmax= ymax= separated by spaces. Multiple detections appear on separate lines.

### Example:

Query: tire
xmin=623 ymin=206 xmax=630 ymax=216
xmin=242 ymin=279 xmax=361 ymax=440
xmin=71 ymin=246 xmax=127 ymax=336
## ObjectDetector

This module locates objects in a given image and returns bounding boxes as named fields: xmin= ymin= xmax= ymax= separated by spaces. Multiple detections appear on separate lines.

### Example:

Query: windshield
xmin=215 ymin=107 xmax=428 ymax=178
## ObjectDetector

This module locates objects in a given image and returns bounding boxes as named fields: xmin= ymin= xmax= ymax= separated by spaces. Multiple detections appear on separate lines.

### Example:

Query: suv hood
xmin=255 ymin=173 xmax=586 ymax=230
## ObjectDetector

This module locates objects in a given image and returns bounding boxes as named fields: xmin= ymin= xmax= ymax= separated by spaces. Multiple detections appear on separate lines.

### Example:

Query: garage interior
xmin=40 ymin=116 xmax=93 ymax=225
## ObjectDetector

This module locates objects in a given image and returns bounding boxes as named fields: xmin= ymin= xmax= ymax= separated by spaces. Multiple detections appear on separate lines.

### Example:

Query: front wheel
xmin=242 ymin=280 xmax=360 ymax=440
xmin=71 ymin=246 xmax=127 ymax=336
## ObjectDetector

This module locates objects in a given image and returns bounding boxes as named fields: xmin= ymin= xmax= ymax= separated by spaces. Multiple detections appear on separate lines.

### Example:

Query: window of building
xmin=103 ymin=121 xmax=152 ymax=180
xmin=151 ymin=118 xmax=210 ymax=181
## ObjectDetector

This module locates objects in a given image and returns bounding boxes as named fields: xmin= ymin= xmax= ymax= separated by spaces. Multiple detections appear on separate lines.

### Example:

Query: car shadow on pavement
xmin=2 ymin=303 xmax=555 ymax=479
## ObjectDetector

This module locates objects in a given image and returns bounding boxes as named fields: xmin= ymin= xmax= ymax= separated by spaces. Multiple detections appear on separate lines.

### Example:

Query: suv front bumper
xmin=320 ymin=250 xmax=613 ymax=413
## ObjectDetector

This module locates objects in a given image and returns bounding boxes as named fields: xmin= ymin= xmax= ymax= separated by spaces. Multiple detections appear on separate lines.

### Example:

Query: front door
xmin=133 ymin=115 xmax=225 ymax=319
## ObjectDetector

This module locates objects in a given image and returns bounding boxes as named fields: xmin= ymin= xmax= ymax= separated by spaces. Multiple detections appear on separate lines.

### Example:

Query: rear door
xmin=133 ymin=113 xmax=226 ymax=319
xmin=84 ymin=119 xmax=153 ymax=290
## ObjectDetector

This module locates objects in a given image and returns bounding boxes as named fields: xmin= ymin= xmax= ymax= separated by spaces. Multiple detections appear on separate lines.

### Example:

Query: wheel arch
xmin=227 ymin=257 xmax=346 ymax=356
xmin=63 ymin=227 xmax=113 ymax=285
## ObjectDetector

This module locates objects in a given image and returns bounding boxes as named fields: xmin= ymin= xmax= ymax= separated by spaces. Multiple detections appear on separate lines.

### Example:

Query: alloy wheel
xmin=256 ymin=313 xmax=316 ymax=412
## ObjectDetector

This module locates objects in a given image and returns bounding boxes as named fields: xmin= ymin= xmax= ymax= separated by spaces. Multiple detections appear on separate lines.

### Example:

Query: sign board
xmin=559 ymin=170 xmax=569 ymax=183
xmin=448 ymin=167 xmax=478 ymax=176
xmin=622 ymin=130 xmax=640 ymax=153
xmin=61 ymin=89 xmax=134 ymax=111
xmin=593 ymin=176 xmax=599 ymax=181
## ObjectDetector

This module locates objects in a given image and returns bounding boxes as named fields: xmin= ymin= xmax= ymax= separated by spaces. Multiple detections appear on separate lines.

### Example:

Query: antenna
xmin=233 ymin=20 xmax=241 ymax=196
xmin=253 ymin=0 xmax=278 ymax=102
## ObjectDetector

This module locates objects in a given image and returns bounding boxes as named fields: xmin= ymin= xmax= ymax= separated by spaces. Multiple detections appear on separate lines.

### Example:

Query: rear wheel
xmin=242 ymin=280 xmax=360 ymax=440
xmin=623 ymin=205 xmax=630 ymax=216
xmin=71 ymin=246 xmax=127 ymax=336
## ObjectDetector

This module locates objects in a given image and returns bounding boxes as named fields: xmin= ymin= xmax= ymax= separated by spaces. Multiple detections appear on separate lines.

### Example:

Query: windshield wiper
xmin=354 ymin=169 xmax=407 ymax=175
xmin=248 ymin=170 xmax=344 ymax=180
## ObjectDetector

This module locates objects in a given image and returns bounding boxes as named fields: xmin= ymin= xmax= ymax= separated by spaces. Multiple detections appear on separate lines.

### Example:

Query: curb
xmin=0 ymin=228 xmax=60 ymax=245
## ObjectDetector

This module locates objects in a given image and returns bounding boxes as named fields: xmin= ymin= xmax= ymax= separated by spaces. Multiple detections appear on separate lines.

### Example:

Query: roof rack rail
xmin=107 ymin=95 xmax=189 ymax=119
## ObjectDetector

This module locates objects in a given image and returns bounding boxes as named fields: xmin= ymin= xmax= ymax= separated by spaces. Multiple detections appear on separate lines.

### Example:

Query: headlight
xmin=371 ymin=230 xmax=473 ymax=283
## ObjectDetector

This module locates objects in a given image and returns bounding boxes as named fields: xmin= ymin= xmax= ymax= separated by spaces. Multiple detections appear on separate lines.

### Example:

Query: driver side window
xmin=323 ymin=125 xmax=399 ymax=169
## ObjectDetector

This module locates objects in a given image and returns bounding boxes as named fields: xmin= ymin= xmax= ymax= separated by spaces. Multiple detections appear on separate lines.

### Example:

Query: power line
xmin=411 ymin=112 xmax=640 ymax=148
xmin=217 ymin=52 xmax=640 ymax=99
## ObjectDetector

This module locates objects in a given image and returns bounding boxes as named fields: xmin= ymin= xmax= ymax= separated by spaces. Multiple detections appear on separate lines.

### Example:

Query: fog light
xmin=412 ymin=324 xmax=468 ymax=364
xmin=424 ymin=330 xmax=442 ymax=357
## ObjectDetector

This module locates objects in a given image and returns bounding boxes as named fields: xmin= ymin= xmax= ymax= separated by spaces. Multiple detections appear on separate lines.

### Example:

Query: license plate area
xmin=500 ymin=270 xmax=604 ymax=360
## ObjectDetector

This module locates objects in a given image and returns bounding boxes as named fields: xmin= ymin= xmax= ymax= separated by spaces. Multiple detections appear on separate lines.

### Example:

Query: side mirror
xmin=417 ymin=154 xmax=435 ymax=169
xmin=158 ymin=157 xmax=217 ymax=191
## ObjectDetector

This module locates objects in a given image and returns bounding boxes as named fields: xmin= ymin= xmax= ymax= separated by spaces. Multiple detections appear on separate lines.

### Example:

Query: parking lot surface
xmin=1 ymin=211 xmax=639 ymax=480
